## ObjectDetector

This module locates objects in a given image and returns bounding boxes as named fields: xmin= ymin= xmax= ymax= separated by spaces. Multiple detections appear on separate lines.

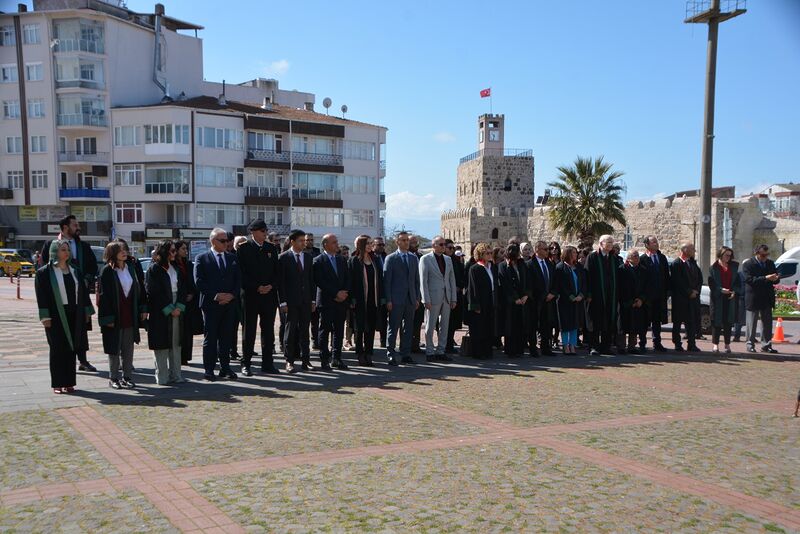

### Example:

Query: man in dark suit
xmin=313 ymin=233 xmax=351 ymax=370
xmin=528 ymin=240 xmax=556 ymax=356
xmin=278 ymin=229 xmax=316 ymax=373
xmin=194 ymin=228 xmax=241 ymax=381
xmin=669 ymin=241 xmax=703 ymax=352
xmin=383 ymin=231 xmax=421 ymax=365
xmin=372 ymin=237 xmax=388 ymax=347
xmin=742 ymin=244 xmax=780 ymax=353
xmin=444 ymin=239 xmax=465 ymax=354
xmin=41 ymin=214 xmax=99 ymax=371
xmin=236 ymin=219 xmax=281 ymax=376
xmin=639 ymin=235 xmax=671 ymax=352
xmin=408 ymin=235 xmax=426 ymax=353
xmin=305 ymin=233 xmax=322 ymax=350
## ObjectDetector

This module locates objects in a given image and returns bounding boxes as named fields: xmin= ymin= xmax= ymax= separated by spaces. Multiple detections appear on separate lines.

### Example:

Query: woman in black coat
xmin=619 ymin=249 xmax=649 ymax=354
xmin=554 ymin=246 xmax=583 ymax=355
xmin=491 ymin=246 xmax=505 ymax=349
xmin=467 ymin=243 xmax=497 ymax=359
xmin=498 ymin=244 xmax=528 ymax=357
xmin=349 ymin=235 xmax=384 ymax=366
xmin=708 ymin=246 xmax=741 ymax=354
xmin=98 ymin=241 xmax=147 ymax=389
xmin=145 ymin=240 xmax=187 ymax=385
xmin=174 ymin=240 xmax=202 ymax=365
xmin=35 ymin=239 xmax=94 ymax=394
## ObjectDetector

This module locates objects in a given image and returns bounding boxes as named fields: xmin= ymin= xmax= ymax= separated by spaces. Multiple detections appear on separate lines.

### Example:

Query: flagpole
xmin=490 ymin=87 xmax=493 ymax=114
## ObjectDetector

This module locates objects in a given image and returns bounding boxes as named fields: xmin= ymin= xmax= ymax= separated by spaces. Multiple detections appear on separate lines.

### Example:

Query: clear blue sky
xmin=10 ymin=0 xmax=800 ymax=237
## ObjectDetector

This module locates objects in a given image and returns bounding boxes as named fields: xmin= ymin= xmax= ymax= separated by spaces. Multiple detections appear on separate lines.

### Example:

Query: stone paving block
xmin=97 ymin=388 xmax=484 ymax=468
xmin=193 ymin=441 xmax=784 ymax=533
xmin=395 ymin=370 xmax=727 ymax=428
xmin=0 ymin=410 xmax=117 ymax=492
xmin=0 ymin=490 xmax=179 ymax=533
xmin=565 ymin=411 xmax=800 ymax=509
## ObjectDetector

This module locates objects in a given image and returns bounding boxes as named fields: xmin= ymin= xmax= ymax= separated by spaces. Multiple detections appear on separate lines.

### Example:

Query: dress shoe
xmin=674 ymin=345 xmax=685 ymax=352
xmin=286 ymin=362 xmax=298 ymax=373
xmin=261 ymin=366 xmax=280 ymax=374
xmin=401 ymin=355 xmax=415 ymax=364
xmin=387 ymin=356 xmax=399 ymax=366
xmin=654 ymin=344 xmax=668 ymax=352
xmin=321 ymin=362 xmax=333 ymax=371
xmin=78 ymin=362 xmax=97 ymax=372
xmin=437 ymin=354 xmax=453 ymax=362
xmin=219 ymin=371 xmax=238 ymax=380
xmin=109 ymin=379 xmax=121 ymax=389
xmin=230 ymin=352 xmax=242 ymax=361
xmin=746 ymin=346 xmax=757 ymax=353
xmin=334 ymin=359 xmax=348 ymax=370
xmin=687 ymin=345 xmax=701 ymax=352
xmin=365 ymin=355 xmax=374 ymax=366
xmin=203 ymin=374 xmax=215 ymax=381
xmin=121 ymin=377 xmax=136 ymax=388
xmin=242 ymin=367 xmax=253 ymax=377
xmin=589 ymin=349 xmax=600 ymax=356
xmin=301 ymin=361 xmax=315 ymax=371
xmin=761 ymin=347 xmax=778 ymax=354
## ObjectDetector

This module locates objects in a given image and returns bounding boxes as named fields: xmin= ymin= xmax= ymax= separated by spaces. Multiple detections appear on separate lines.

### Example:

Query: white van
xmin=775 ymin=246 xmax=800 ymax=287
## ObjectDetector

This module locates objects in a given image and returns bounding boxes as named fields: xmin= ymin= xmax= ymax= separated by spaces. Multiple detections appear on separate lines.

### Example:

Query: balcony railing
xmin=246 ymin=186 xmax=289 ymax=199
xmin=55 ymin=79 xmax=105 ymax=90
xmin=379 ymin=160 xmax=386 ymax=170
xmin=57 ymin=113 xmax=107 ymax=127
xmin=294 ymin=188 xmax=341 ymax=201
xmin=53 ymin=38 xmax=105 ymax=54
xmin=247 ymin=149 xmax=343 ymax=167
xmin=59 ymin=187 xmax=110 ymax=199
xmin=144 ymin=183 xmax=190 ymax=194
xmin=459 ymin=148 xmax=533 ymax=165
xmin=57 ymin=151 xmax=109 ymax=163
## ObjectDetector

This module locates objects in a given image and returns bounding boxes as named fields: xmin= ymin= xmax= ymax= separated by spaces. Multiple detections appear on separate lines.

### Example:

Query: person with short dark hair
xmin=383 ymin=231 xmax=421 ymax=365
xmin=99 ymin=241 xmax=147 ymax=389
xmin=173 ymin=240 xmax=202 ymax=365
xmin=278 ymin=229 xmax=316 ymax=372
xmin=194 ymin=229 xmax=241 ymax=381
xmin=619 ymin=249 xmax=648 ymax=354
xmin=146 ymin=240 xmax=187 ymax=385
xmin=554 ymin=245 xmax=583 ymax=355
xmin=708 ymin=246 xmax=741 ymax=354
xmin=528 ymin=240 xmax=557 ymax=356
xmin=36 ymin=239 xmax=94 ymax=394
xmin=743 ymin=244 xmax=780 ymax=354
xmin=639 ymin=235 xmax=670 ymax=352
xmin=498 ymin=244 xmax=528 ymax=357
xmin=313 ymin=233 xmax=351 ymax=370
xmin=237 ymin=219 xmax=281 ymax=375
xmin=670 ymin=242 xmax=703 ymax=352
xmin=372 ymin=236 xmax=388 ymax=348
xmin=349 ymin=235 xmax=383 ymax=365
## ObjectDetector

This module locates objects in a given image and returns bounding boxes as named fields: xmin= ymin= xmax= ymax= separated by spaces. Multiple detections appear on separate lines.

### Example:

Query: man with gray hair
xmin=194 ymin=227 xmax=241 ymax=380
xmin=639 ymin=235 xmax=670 ymax=352
xmin=669 ymin=241 xmax=702 ymax=352
xmin=585 ymin=234 xmax=619 ymax=355
xmin=742 ymin=244 xmax=780 ymax=353
xmin=419 ymin=236 xmax=458 ymax=361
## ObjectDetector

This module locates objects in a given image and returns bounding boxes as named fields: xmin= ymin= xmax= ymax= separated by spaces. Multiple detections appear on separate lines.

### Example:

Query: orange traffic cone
xmin=772 ymin=318 xmax=785 ymax=344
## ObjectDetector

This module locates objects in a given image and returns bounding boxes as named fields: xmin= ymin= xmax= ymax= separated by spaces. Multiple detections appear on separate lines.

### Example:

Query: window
xmin=0 ymin=26 xmax=15 ymax=46
xmin=196 ymin=166 xmax=244 ymax=188
xmin=292 ymin=207 xmax=344 ymax=228
xmin=2 ymin=100 xmax=20 ymax=119
xmin=144 ymin=124 xmax=189 ymax=144
xmin=246 ymin=169 xmax=283 ymax=188
xmin=23 ymin=24 xmax=41 ymax=44
xmin=343 ymin=209 xmax=375 ymax=228
xmin=339 ymin=176 xmax=376 ymax=194
xmin=114 ymin=164 xmax=142 ymax=186
xmin=293 ymin=172 xmax=338 ymax=193
xmin=490 ymin=228 xmax=499 ymax=239
xmin=248 ymin=206 xmax=284 ymax=226
xmin=195 ymin=203 xmax=244 ymax=227
xmin=489 ymin=130 xmax=500 ymax=142
xmin=166 ymin=204 xmax=190 ymax=224
xmin=114 ymin=125 xmax=141 ymax=146
xmin=25 ymin=63 xmax=43 ymax=81
xmin=27 ymin=99 xmax=45 ymax=118
xmin=144 ymin=166 xmax=190 ymax=194
xmin=30 ymin=136 xmax=47 ymax=153
xmin=76 ymin=205 xmax=108 ymax=222
xmin=75 ymin=137 xmax=96 ymax=154
xmin=52 ymin=19 xmax=105 ymax=54
xmin=7 ymin=171 xmax=23 ymax=189
xmin=343 ymin=140 xmax=376 ymax=160
xmin=1 ymin=65 xmax=18 ymax=83
xmin=5 ymin=136 xmax=22 ymax=154
xmin=31 ymin=170 xmax=47 ymax=189
xmin=248 ymin=131 xmax=274 ymax=151
xmin=116 ymin=203 xmax=142 ymax=224
xmin=196 ymin=127 xmax=243 ymax=150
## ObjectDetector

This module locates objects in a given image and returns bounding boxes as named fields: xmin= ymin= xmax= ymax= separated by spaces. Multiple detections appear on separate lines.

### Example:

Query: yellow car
xmin=0 ymin=253 xmax=35 ymax=278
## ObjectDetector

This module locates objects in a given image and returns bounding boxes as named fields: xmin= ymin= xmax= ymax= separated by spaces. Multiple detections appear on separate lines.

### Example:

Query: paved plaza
xmin=0 ymin=278 xmax=799 ymax=533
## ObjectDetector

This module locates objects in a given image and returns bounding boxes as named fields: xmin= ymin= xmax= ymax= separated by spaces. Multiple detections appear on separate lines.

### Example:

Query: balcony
xmin=246 ymin=149 xmax=343 ymax=170
xmin=55 ymin=79 xmax=105 ymax=90
xmin=57 ymin=113 xmax=108 ymax=128
xmin=244 ymin=186 xmax=290 ymax=206
xmin=292 ymin=188 xmax=343 ymax=208
xmin=53 ymin=38 xmax=104 ymax=55
xmin=145 ymin=183 xmax=190 ymax=195
xmin=59 ymin=187 xmax=110 ymax=200
xmin=57 ymin=151 xmax=109 ymax=164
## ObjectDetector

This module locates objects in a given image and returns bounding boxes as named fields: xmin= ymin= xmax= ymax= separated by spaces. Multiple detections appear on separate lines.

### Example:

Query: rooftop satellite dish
xmin=322 ymin=97 xmax=332 ymax=115
xmin=341 ymin=104 xmax=348 ymax=118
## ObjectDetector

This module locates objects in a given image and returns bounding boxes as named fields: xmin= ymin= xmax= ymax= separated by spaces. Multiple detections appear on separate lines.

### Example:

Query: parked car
xmin=0 ymin=253 xmax=35 ymax=277
xmin=138 ymin=257 xmax=152 ymax=272
xmin=0 ymin=248 xmax=34 ymax=263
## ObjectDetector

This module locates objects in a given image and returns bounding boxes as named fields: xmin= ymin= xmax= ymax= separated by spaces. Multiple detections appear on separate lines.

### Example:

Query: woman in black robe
xmin=491 ymin=246 xmax=505 ymax=349
xmin=498 ymin=244 xmax=528 ymax=357
xmin=554 ymin=246 xmax=583 ymax=355
xmin=174 ymin=240 xmax=202 ymax=365
xmin=467 ymin=243 xmax=497 ymax=359
xmin=349 ymin=235 xmax=384 ymax=366
xmin=35 ymin=239 xmax=94 ymax=393
xmin=619 ymin=249 xmax=649 ymax=353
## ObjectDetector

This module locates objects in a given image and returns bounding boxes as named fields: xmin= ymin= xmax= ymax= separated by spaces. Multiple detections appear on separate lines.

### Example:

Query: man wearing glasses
xmin=419 ymin=237 xmax=458 ymax=361
xmin=372 ymin=237 xmax=388 ymax=347
xmin=194 ymin=228 xmax=241 ymax=381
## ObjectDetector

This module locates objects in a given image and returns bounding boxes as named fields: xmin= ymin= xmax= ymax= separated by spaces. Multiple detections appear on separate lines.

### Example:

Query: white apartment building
xmin=0 ymin=0 xmax=387 ymax=257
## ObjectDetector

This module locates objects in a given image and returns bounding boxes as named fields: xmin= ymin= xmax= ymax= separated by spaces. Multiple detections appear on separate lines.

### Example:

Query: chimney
xmin=155 ymin=3 xmax=165 ymax=16
xmin=218 ymin=80 xmax=227 ymax=106
xmin=18 ymin=3 xmax=27 ymax=12
xmin=261 ymin=97 xmax=272 ymax=110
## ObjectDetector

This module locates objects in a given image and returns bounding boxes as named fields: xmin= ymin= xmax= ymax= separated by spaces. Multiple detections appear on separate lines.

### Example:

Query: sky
xmin=8 ymin=0 xmax=800 ymax=237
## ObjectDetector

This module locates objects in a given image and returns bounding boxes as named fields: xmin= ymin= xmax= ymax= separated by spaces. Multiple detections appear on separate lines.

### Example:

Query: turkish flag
xmin=480 ymin=88 xmax=491 ymax=98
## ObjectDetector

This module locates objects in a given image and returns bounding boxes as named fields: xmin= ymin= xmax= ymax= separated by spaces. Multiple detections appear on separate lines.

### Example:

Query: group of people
xmin=35 ymin=214 xmax=782 ymax=394
xmin=461 ymin=235 xmax=782 ymax=360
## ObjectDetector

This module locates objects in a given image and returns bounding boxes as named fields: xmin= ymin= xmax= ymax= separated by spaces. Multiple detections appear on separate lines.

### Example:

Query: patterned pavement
xmin=1 ymin=278 xmax=799 ymax=532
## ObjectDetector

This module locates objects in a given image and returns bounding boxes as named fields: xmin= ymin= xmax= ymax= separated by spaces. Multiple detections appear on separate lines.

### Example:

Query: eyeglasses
xmin=215 ymin=238 xmax=229 ymax=244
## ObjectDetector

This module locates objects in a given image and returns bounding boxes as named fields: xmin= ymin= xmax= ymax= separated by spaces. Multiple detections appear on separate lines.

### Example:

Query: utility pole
xmin=685 ymin=0 xmax=745 ymax=272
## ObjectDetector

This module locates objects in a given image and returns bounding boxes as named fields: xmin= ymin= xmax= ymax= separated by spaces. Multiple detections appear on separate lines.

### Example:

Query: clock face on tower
xmin=489 ymin=130 xmax=500 ymax=142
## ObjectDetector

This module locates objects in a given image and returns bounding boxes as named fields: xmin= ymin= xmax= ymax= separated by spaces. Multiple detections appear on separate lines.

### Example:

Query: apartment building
xmin=0 ymin=0 xmax=387 ymax=257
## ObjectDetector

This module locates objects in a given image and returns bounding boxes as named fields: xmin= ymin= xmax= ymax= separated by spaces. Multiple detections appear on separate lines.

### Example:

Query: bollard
xmin=16 ymin=270 xmax=21 ymax=299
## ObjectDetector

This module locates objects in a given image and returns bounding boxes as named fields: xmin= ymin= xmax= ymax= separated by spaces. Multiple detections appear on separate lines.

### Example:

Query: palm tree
xmin=546 ymin=156 xmax=626 ymax=254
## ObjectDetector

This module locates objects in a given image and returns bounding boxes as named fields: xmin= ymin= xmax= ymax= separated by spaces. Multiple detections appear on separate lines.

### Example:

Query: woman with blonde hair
xmin=467 ymin=242 xmax=497 ymax=359
xmin=554 ymin=245 xmax=583 ymax=354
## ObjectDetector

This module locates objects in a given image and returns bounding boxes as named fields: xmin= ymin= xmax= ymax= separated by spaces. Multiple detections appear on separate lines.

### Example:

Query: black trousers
xmin=318 ymin=303 xmax=347 ymax=362
xmin=284 ymin=303 xmax=311 ymax=364
xmin=591 ymin=328 xmax=616 ymax=352
xmin=376 ymin=304 xmax=388 ymax=346
xmin=411 ymin=305 xmax=425 ymax=349
xmin=712 ymin=298 xmax=732 ymax=346
xmin=356 ymin=304 xmax=378 ymax=354
xmin=242 ymin=292 xmax=277 ymax=370
xmin=201 ymin=303 xmax=236 ymax=376
xmin=672 ymin=301 xmax=699 ymax=347
xmin=310 ymin=308 xmax=320 ymax=348
xmin=446 ymin=297 xmax=463 ymax=350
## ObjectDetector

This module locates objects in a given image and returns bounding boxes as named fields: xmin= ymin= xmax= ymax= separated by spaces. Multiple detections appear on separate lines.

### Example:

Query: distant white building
xmin=754 ymin=183 xmax=800 ymax=217
xmin=0 ymin=0 xmax=386 ymax=256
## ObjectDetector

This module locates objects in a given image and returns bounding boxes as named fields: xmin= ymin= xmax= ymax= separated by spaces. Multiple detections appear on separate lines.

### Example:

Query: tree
xmin=546 ymin=156 xmax=626 ymax=254
xmin=383 ymin=224 xmax=431 ymax=254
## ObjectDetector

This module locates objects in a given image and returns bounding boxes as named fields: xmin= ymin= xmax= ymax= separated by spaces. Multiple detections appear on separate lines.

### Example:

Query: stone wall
xmin=455 ymin=155 xmax=535 ymax=211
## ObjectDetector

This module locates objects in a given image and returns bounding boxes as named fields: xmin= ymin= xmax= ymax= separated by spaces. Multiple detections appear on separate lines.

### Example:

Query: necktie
xmin=652 ymin=254 xmax=658 ymax=267
xmin=541 ymin=259 xmax=549 ymax=286
xmin=403 ymin=253 xmax=409 ymax=270
xmin=217 ymin=253 xmax=225 ymax=272
xmin=295 ymin=253 xmax=302 ymax=273
xmin=329 ymin=254 xmax=338 ymax=275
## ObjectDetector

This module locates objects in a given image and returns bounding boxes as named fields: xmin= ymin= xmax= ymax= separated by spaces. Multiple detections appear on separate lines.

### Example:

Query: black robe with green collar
xmin=35 ymin=263 xmax=94 ymax=354
xmin=98 ymin=263 xmax=148 ymax=355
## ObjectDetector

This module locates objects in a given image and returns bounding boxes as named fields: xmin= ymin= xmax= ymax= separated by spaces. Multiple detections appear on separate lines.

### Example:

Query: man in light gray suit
xmin=419 ymin=236 xmax=458 ymax=362
xmin=383 ymin=231 xmax=421 ymax=366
